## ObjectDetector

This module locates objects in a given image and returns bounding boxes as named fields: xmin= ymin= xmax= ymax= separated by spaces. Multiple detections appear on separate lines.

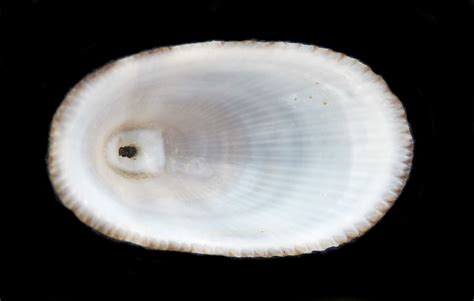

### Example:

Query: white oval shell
xmin=48 ymin=41 xmax=413 ymax=257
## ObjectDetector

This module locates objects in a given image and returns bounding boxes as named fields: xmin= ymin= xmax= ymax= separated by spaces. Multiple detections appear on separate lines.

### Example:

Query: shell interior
xmin=48 ymin=41 xmax=413 ymax=257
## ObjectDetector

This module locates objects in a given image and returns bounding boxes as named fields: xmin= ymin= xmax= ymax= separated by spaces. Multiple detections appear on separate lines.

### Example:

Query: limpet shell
xmin=48 ymin=41 xmax=413 ymax=257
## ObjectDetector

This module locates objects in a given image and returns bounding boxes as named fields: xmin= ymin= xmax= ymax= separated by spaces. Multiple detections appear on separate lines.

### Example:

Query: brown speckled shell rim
xmin=47 ymin=40 xmax=414 ymax=258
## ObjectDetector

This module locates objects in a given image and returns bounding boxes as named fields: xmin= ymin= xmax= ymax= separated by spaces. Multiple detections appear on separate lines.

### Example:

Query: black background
xmin=1 ymin=1 xmax=471 ymax=299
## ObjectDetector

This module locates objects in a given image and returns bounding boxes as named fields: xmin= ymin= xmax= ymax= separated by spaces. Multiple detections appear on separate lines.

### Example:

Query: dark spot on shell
xmin=119 ymin=145 xmax=137 ymax=158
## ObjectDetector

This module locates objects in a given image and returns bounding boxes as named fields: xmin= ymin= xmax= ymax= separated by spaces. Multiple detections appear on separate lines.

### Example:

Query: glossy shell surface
xmin=48 ymin=41 xmax=413 ymax=257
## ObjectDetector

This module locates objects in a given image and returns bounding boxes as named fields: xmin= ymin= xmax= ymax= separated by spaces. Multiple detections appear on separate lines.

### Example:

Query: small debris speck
xmin=119 ymin=145 xmax=137 ymax=158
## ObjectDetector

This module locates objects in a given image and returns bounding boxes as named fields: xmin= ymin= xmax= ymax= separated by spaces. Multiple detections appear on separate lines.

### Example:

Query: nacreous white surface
xmin=48 ymin=41 xmax=413 ymax=257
